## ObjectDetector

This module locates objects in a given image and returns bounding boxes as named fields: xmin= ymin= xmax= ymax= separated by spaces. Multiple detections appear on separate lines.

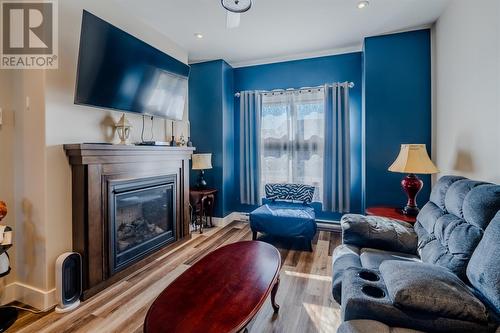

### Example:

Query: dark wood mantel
xmin=64 ymin=144 xmax=195 ymax=299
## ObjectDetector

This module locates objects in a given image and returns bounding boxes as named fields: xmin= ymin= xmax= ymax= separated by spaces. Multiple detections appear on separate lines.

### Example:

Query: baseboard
xmin=0 ymin=282 xmax=17 ymax=305
xmin=1 ymin=282 xmax=56 ymax=311
xmin=317 ymin=222 xmax=342 ymax=233
xmin=212 ymin=212 xmax=248 ymax=227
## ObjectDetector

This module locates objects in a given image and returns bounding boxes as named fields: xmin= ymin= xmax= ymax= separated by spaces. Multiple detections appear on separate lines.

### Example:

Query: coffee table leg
xmin=271 ymin=277 xmax=280 ymax=313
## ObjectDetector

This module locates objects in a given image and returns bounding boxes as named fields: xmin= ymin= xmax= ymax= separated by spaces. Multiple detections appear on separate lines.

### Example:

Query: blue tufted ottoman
xmin=249 ymin=184 xmax=319 ymax=251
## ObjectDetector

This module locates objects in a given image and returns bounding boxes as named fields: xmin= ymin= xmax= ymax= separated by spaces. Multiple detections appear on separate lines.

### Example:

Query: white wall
xmin=434 ymin=0 xmax=500 ymax=182
xmin=3 ymin=0 xmax=188 ymax=309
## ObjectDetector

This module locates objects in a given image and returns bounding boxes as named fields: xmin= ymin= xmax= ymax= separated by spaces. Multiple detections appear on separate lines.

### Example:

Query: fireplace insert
xmin=108 ymin=175 xmax=176 ymax=275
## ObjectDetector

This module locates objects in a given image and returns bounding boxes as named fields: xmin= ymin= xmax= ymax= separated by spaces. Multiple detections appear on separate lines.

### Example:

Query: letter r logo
xmin=2 ymin=2 xmax=53 ymax=54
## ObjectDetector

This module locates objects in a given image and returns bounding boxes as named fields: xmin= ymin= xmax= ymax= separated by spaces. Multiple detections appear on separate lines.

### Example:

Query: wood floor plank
xmin=312 ymin=232 xmax=319 ymax=244
xmin=9 ymin=222 xmax=342 ymax=333
xmin=183 ymin=227 xmax=240 ymax=265
xmin=283 ymin=249 xmax=302 ymax=268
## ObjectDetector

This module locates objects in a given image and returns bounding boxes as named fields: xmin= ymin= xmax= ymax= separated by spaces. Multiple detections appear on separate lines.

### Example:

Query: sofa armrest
xmin=338 ymin=320 xmax=425 ymax=333
xmin=332 ymin=244 xmax=362 ymax=303
xmin=341 ymin=214 xmax=418 ymax=254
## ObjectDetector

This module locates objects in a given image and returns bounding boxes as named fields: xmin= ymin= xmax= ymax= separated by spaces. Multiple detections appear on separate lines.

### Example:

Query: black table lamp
xmin=192 ymin=153 xmax=212 ymax=189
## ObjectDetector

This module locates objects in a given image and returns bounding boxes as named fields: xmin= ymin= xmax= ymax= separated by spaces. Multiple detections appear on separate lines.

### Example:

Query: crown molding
xmin=228 ymin=44 xmax=363 ymax=68
xmin=365 ymin=24 xmax=433 ymax=40
xmin=188 ymin=44 xmax=363 ymax=68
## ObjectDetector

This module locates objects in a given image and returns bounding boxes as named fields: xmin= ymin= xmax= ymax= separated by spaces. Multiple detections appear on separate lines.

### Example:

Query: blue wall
xmin=188 ymin=60 xmax=234 ymax=217
xmin=363 ymin=29 xmax=432 ymax=209
xmin=188 ymin=29 xmax=432 ymax=220
xmin=233 ymin=53 xmax=364 ymax=219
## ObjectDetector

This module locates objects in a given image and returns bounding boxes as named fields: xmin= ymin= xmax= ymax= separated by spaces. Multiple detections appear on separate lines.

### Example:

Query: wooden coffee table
xmin=144 ymin=241 xmax=281 ymax=333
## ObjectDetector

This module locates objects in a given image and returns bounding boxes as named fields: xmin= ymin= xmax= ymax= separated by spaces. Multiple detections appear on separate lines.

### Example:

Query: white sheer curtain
xmin=260 ymin=88 xmax=325 ymax=202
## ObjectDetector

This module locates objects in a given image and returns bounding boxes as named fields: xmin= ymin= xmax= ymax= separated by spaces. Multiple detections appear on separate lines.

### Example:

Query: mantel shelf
xmin=64 ymin=144 xmax=196 ymax=165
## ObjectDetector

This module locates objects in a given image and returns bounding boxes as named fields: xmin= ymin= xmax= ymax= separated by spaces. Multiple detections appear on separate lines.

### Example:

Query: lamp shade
xmin=192 ymin=153 xmax=212 ymax=170
xmin=388 ymin=144 xmax=439 ymax=174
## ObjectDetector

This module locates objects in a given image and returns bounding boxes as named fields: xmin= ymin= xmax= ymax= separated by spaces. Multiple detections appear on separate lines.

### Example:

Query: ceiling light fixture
xmin=194 ymin=33 xmax=204 ymax=39
xmin=357 ymin=0 xmax=369 ymax=9
xmin=221 ymin=0 xmax=252 ymax=13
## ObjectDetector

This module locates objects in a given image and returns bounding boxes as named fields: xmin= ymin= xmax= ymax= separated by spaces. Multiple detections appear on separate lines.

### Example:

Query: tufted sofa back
xmin=414 ymin=176 xmax=500 ymax=281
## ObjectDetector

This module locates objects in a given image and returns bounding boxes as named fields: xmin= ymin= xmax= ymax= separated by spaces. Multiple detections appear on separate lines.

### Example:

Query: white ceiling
xmin=117 ymin=0 xmax=450 ymax=67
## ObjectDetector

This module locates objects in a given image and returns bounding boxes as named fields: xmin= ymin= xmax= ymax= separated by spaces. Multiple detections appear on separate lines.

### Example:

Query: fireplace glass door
xmin=109 ymin=175 xmax=176 ymax=274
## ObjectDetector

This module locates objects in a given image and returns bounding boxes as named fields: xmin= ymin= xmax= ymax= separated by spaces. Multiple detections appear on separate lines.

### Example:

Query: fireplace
xmin=64 ymin=144 xmax=194 ymax=299
xmin=109 ymin=175 xmax=176 ymax=274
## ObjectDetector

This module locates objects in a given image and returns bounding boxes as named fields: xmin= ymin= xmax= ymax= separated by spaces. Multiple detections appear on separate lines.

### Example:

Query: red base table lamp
xmin=388 ymin=144 xmax=439 ymax=216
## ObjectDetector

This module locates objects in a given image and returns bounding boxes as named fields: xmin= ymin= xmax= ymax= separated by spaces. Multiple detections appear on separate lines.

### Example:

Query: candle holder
xmin=186 ymin=121 xmax=192 ymax=147
xmin=170 ymin=121 xmax=177 ymax=146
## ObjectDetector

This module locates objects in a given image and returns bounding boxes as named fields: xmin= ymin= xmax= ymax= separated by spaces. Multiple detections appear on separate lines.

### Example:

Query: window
xmin=260 ymin=89 xmax=325 ymax=202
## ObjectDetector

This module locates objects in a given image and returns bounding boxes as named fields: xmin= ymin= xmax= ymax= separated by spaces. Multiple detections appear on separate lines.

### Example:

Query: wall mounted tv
xmin=75 ymin=10 xmax=190 ymax=120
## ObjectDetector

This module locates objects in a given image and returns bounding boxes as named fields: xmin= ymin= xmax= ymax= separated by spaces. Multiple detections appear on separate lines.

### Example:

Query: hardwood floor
xmin=8 ymin=221 xmax=342 ymax=333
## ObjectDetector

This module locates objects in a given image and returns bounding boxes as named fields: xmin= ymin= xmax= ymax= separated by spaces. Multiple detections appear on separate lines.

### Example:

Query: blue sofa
xmin=332 ymin=176 xmax=500 ymax=333
xmin=249 ymin=184 xmax=319 ymax=251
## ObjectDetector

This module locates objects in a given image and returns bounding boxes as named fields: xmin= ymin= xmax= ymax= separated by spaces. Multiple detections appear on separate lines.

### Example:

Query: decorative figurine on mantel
xmin=178 ymin=134 xmax=186 ymax=147
xmin=114 ymin=113 xmax=132 ymax=145
xmin=0 ymin=201 xmax=16 ymax=331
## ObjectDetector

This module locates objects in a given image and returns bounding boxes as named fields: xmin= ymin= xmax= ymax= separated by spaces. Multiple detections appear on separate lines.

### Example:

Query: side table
xmin=189 ymin=188 xmax=218 ymax=234
xmin=365 ymin=206 xmax=417 ymax=224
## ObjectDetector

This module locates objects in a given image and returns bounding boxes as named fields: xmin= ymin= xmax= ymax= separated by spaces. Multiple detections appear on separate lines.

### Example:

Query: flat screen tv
xmin=75 ymin=10 xmax=190 ymax=120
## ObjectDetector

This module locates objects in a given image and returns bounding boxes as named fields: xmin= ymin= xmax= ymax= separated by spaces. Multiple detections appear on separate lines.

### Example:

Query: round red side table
xmin=365 ymin=206 xmax=417 ymax=224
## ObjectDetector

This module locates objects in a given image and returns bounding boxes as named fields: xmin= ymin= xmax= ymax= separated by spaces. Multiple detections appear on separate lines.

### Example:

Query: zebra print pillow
xmin=265 ymin=183 xmax=315 ymax=204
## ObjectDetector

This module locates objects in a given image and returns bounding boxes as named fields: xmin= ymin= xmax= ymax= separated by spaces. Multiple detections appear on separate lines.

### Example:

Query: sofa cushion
xmin=467 ymin=211 xmax=500 ymax=314
xmin=380 ymin=261 xmax=488 ymax=323
xmin=428 ymin=175 xmax=466 ymax=211
xmin=341 ymin=214 xmax=417 ymax=254
xmin=462 ymin=184 xmax=500 ymax=229
xmin=359 ymin=248 xmax=420 ymax=270
xmin=416 ymin=202 xmax=445 ymax=234
xmin=249 ymin=201 xmax=316 ymax=239
xmin=444 ymin=180 xmax=487 ymax=218
xmin=414 ymin=177 xmax=500 ymax=280
xmin=264 ymin=183 xmax=315 ymax=203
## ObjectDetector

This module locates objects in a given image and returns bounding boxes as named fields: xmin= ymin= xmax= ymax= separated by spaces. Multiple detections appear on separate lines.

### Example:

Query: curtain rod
xmin=234 ymin=81 xmax=354 ymax=97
